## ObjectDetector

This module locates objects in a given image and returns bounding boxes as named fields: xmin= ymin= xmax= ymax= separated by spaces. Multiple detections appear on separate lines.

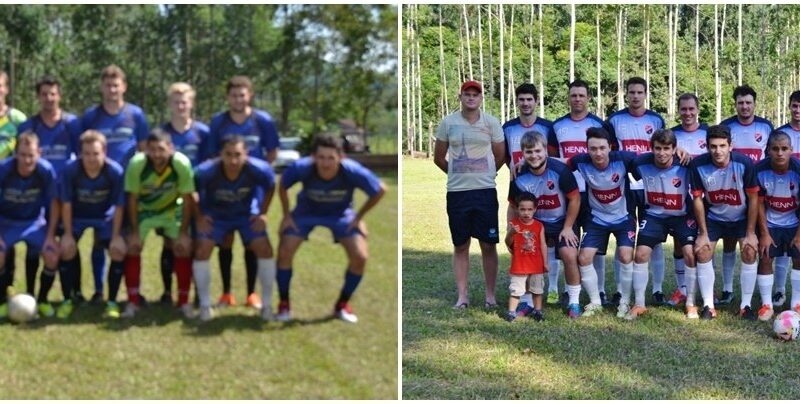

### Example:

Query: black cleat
xmin=610 ymin=291 xmax=622 ymax=307
xmin=739 ymin=305 xmax=756 ymax=321
xmin=89 ymin=292 xmax=105 ymax=306
xmin=700 ymin=305 xmax=717 ymax=320
xmin=532 ymin=310 xmax=544 ymax=322
xmin=652 ymin=291 xmax=665 ymax=305
xmin=159 ymin=293 xmax=173 ymax=305
xmin=72 ymin=292 xmax=86 ymax=305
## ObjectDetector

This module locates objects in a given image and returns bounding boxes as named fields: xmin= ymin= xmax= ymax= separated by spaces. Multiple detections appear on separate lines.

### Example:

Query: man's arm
xmin=433 ymin=139 xmax=449 ymax=174
xmin=492 ymin=141 xmax=506 ymax=171
xmin=692 ymin=195 xmax=710 ymax=254
xmin=354 ymin=182 xmax=386 ymax=223
xmin=266 ymin=148 xmax=278 ymax=164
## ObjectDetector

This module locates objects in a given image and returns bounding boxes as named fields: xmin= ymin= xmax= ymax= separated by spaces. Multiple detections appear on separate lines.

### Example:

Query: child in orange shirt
xmin=505 ymin=193 xmax=548 ymax=321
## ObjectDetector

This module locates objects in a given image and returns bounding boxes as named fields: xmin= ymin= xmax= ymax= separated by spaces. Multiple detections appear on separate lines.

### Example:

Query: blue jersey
xmin=207 ymin=109 xmax=279 ymax=160
xmin=0 ymin=158 xmax=57 ymax=221
xmin=161 ymin=121 xmax=209 ymax=167
xmin=720 ymin=115 xmax=773 ymax=162
xmin=502 ymin=116 xmax=553 ymax=168
xmin=282 ymin=157 xmax=383 ymax=217
xmin=195 ymin=157 xmax=276 ymax=221
xmin=607 ymin=108 xmax=664 ymax=154
xmin=568 ymin=151 xmax=636 ymax=225
xmin=671 ymin=123 xmax=709 ymax=158
xmin=756 ymin=157 xmax=800 ymax=228
xmin=59 ymin=158 xmax=125 ymax=222
xmin=508 ymin=158 xmax=579 ymax=224
xmin=17 ymin=113 xmax=81 ymax=175
xmin=80 ymin=103 xmax=149 ymax=168
xmin=776 ymin=123 xmax=800 ymax=159
xmin=689 ymin=151 xmax=758 ymax=222
xmin=631 ymin=153 xmax=691 ymax=217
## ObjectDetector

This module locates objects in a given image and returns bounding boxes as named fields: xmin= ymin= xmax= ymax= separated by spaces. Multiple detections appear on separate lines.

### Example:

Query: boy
xmin=505 ymin=193 xmax=548 ymax=322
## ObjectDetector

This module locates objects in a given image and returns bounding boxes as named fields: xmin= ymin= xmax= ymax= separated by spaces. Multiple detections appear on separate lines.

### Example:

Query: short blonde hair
xmin=80 ymin=129 xmax=107 ymax=150
xmin=167 ymin=82 xmax=196 ymax=100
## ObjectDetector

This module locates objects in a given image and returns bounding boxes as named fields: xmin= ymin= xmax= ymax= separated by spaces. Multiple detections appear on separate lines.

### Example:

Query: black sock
xmin=160 ymin=247 xmax=174 ymax=295
xmin=6 ymin=248 xmax=15 ymax=289
xmin=107 ymin=260 xmax=124 ymax=303
xmin=73 ymin=250 xmax=83 ymax=297
xmin=0 ymin=266 xmax=9 ymax=303
xmin=58 ymin=257 xmax=79 ymax=300
xmin=37 ymin=268 xmax=56 ymax=303
xmin=25 ymin=251 xmax=40 ymax=296
xmin=245 ymin=249 xmax=257 ymax=295
xmin=219 ymin=247 xmax=232 ymax=294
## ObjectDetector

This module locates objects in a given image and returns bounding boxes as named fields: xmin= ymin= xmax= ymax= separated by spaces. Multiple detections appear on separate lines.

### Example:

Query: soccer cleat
xmin=334 ymin=302 xmax=358 ymax=323
xmin=532 ymin=310 xmax=544 ymax=322
xmin=276 ymin=300 xmax=292 ymax=322
xmin=717 ymin=291 xmax=734 ymax=305
xmin=217 ymin=293 xmax=236 ymax=307
xmin=666 ymin=289 xmax=687 ymax=308
xmin=260 ymin=307 xmax=274 ymax=321
xmin=624 ymin=305 xmax=648 ymax=321
xmin=515 ymin=302 xmax=534 ymax=318
xmin=599 ymin=292 xmax=608 ymax=307
xmin=505 ymin=311 xmax=517 ymax=322
xmin=794 ymin=304 xmax=800 ymax=315
xmin=121 ymin=302 xmax=140 ymax=318
xmin=610 ymin=292 xmax=622 ymax=307
xmin=245 ymin=293 xmax=263 ymax=310
xmin=199 ymin=306 xmax=214 ymax=322
xmin=546 ymin=290 xmax=559 ymax=305
xmin=37 ymin=302 xmax=55 ymax=318
xmin=757 ymin=305 xmax=774 ymax=322
xmin=700 ymin=305 xmax=717 ymax=320
xmin=72 ymin=292 xmax=86 ymax=305
xmin=104 ymin=301 xmax=121 ymax=319
xmin=739 ymin=305 xmax=756 ymax=321
xmin=686 ymin=306 xmax=699 ymax=320
xmin=56 ymin=299 xmax=74 ymax=319
xmin=582 ymin=303 xmax=603 ymax=317
xmin=652 ymin=291 xmax=665 ymax=305
xmin=160 ymin=293 xmax=173 ymax=305
xmin=180 ymin=303 xmax=195 ymax=319
xmin=566 ymin=303 xmax=582 ymax=319
xmin=773 ymin=291 xmax=786 ymax=307
xmin=0 ymin=303 xmax=7 ymax=319
xmin=616 ymin=302 xmax=630 ymax=319
xmin=89 ymin=292 xmax=105 ymax=306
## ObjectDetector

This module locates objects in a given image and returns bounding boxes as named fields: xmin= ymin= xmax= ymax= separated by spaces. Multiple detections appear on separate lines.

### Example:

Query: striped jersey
xmin=720 ymin=115 xmax=773 ymax=162
xmin=755 ymin=157 xmax=800 ymax=228
xmin=689 ymin=151 xmax=758 ymax=222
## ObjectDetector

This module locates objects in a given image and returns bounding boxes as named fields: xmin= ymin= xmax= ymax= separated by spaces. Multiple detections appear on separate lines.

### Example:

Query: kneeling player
xmin=193 ymin=136 xmax=276 ymax=321
xmin=276 ymin=134 xmax=386 ymax=323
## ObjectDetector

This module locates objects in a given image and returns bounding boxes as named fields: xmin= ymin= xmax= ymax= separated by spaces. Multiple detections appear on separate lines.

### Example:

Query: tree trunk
xmin=596 ymin=9 xmax=603 ymax=118
xmin=715 ymin=4 xmax=721 ymax=123
xmin=406 ymin=5 xmax=413 ymax=154
xmin=569 ymin=3 xmax=576 ymax=83
xmin=463 ymin=5 xmax=473 ymax=80
xmin=539 ymin=4 xmax=545 ymax=116
xmin=479 ymin=6 xmax=485 ymax=99
xmin=488 ymin=5 xmax=494 ymax=112
xmin=695 ymin=4 xmax=700 ymax=94
xmin=529 ymin=5 xmax=535 ymax=83
xmin=738 ymin=4 xmax=742 ymax=86
xmin=457 ymin=13 xmax=464 ymax=83
xmin=416 ymin=8 xmax=424 ymax=154
xmin=439 ymin=7 xmax=449 ymax=114
xmin=617 ymin=6 xmax=624 ymax=110
xmin=507 ymin=5 xmax=516 ymax=120
xmin=645 ymin=5 xmax=651 ymax=110
xmin=500 ymin=4 xmax=505 ymax=122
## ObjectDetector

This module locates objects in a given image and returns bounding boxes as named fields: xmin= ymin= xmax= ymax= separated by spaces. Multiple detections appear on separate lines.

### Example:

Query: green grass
xmin=402 ymin=157 xmax=800 ymax=399
xmin=1 ymin=171 xmax=398 ymax=399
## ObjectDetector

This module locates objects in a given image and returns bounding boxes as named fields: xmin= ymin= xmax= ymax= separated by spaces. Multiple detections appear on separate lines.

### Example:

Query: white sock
xmin=674 ymin=257 xmax=686 ymax=294
xmin=739 ymin=262 xmax=757 ymax=309
xmin=723 ymin=251 xmax=736 ymax=292
xmin=567 ymin=284 xmax=581 ymax=305
xmin=619 ymin=261 xmax=633 ymax=306
xmin=614 ymin=257 xmax=622 ymax=293
xmin=697 ymin=260 xmax=716 ymax=309
xmin=632 ymin=262 xmax=649 ymax=307
xmin=651 ymin=243 xmax=665 ymax=293
xmin=791 ymin=269 xmax=800 ymax=309
xmin=547 ymin=247 xmax=559 ymax=293
xmin=757 ymin=274 xmax=774 ymax=309
xmin=192 ymin=260 xmax=212 ymax=308
xmin=521 ymin=293 xmax=534 ymax=306
xmin=685 ymin=266 xmax=697 ymax=307
xmin=579 ymin=264 xmax=601 ymax=305
xmin=775 ymin=255 xmax=790 ymax=293
xmin=258 ymin=258 xmax=276 ymax=311
xmin=594 ymin=255 xmax=606 ymax=294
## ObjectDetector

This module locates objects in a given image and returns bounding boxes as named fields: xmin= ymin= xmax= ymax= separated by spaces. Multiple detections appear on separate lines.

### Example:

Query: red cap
xmin=460 ymin=80 xmax=483 ymax=93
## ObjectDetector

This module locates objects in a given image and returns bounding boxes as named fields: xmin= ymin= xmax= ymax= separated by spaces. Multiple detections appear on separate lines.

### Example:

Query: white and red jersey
xmin=606 ymin=108 xmax=665 ymax=155
xmin=508 ymin=158 xmax=580 ymax=225
xmin=720 ymin=115 xmax=773 ymax=162
xmin=568 ymin=151 xmax=636 ymax=226
xmin=672 ymin=123 xmax=709 ymax=158
xmin=631 ymin=153 xmax=691 ymax=218
xmin=503 ymin=116 xmax=553 ymax=168
xmin=689 ymin=151 xmax=758 ymax=222
xmin=755 ymin=157 xmax=800 ymax=228
xmin=547 ymin=113 xmax=607 ymax=192
xmin=775 ymin=123 xmax=800 ymax=159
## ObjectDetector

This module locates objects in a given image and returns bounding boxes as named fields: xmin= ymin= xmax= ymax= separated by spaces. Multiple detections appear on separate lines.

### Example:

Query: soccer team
xmin=436 ymin=77 xmax=800 ymax=323
xmin=0 ymin=65 xmax=386 ymax=323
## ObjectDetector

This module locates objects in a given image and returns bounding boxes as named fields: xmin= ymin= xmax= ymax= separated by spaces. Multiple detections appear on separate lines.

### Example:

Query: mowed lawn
xmin=402 ymin=157 xmax=800 ymax=399
xmin=1 ymin=170 xmax=398 ymax=399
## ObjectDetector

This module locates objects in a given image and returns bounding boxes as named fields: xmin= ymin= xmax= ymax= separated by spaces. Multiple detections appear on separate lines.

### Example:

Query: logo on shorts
xmin=489 ymin=228 xmax=498 ymax=239
xmin=698 ymin=139 xmax=706 ymax=149
xmin=547 ymin=180 xmax=555 ymax=190
xmin=611 ymin=173 xmax=620 ymax=183
xmin=686 ymin=219 xmax=697 ymax=229
xmin=645 ymin=124 xmax=654 ymax=135
xmin=672 ymin=177 xmax=682 ymax=188
xmin=755 ymin=132 xmax=763 ymax=143
xmin=627 ymin=231 xmax=636 ymax=241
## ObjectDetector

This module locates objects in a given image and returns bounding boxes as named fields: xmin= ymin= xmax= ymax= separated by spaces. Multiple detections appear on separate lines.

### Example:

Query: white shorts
xmin=509 ymin=274 xmax=545 ymax=297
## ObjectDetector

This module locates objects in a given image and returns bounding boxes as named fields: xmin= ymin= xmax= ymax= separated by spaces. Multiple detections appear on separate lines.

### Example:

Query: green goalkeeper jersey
xmin=124 ymin=151 xmax=195 ymax=221
xmin=0 ymin=107 xmax=27 ymax=159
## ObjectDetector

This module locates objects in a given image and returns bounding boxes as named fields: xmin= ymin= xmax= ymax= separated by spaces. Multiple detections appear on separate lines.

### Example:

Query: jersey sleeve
xmin=257 ymin=113 xmax=280 ymax=153
xmin=508 ymin=179 xmax=522 ymax=204
xmin=688 ymin=162 xmax=705 ymax=197
xmin=280 ymin=160 xmax=303 ymax=189
xmin=344 ymin=160 xmax=383 ymax=197
xmin=66 ymin=116 xmax=82 ymax=156
xmin=435 ymin=119 xmax=448 ymax=142
xmin=490 ymin=117 xmax=504 ymax=143
xmin=546 ymin=125 xmax=560 ymax=156
xmin=194 ymin=164 xmax=210 ymax=213
xmin=174 ymin=153 xmax=195 ymax=194
xmin=133 ymin=107 xmax=150 ymax=143
xmin=557 ymin=166 xmax=579 ymax=195
xmin=124 ymin=154 xmax=145 ymax=193
xmin=59 ymin=165 xmax=75 ymax=203
xmin=41 ymin=163 xmax=57 ymax=203
xmin=742 ymin=158 xmax=758 ymax=194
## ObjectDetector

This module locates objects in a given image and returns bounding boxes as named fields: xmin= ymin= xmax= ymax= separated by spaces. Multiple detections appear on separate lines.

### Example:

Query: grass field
xmin=402 ymin=157 xmax=800 ymax=399
xmin=1 ymin=170 xmax=398 ymax=399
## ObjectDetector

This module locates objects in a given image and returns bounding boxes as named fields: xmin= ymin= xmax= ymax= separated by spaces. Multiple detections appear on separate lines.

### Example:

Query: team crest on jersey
xmin=645 ymin=124 xmax=654 ymax=135
xmin=673 ymin=178 xmax=682 ymax=188
xmin=698 ymin=140 xmax=706 ymax=149
xmin=755 ymin=132 xmax=763 ymax=143
xmin=627 ymin=231 xmax=636 ymax=241
xmin=547 ymin=180 xmax=555 ymax=190
xmin=686 ymin=219 xmax=697 ymax=229
xmin=612 ymin=173 xmax=620 ymax=183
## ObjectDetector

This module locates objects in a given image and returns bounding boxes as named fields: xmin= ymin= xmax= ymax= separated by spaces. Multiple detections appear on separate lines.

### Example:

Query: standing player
xmin=276 ymin=133 xmax=385 ymax=323
xmin=207 ymin=75 xmax=280 ymax=310
xmin=0 ymin=132 xmax=59 ymax=318
xmin=548 ymin=79 xmax=612 ymax=305
xmin=629 ymin=129 xmax=698 ymax=320
xmin=123 ymin=130 xmax=194 ymax=318
xmin=79 ymin=64 xmax=149 ymax=305
xmin=689 ymin=125 xmax=759 ymax=320
xmin=568 ymin=127 xmax=637 ymax=318
xmin=58 ymin=131 xmax=126 ymax=318
xmin=156 ymin=82 xmax=209 ymax=305
xmin=193 ymin=136 xmax=275 ymax=321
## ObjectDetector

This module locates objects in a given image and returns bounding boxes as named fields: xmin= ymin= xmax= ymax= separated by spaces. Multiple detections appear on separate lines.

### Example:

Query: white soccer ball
xmin=8 ymin=293 xmax=37 ymax=323
xmin=773 ymin=310 xmax=800 ymax=341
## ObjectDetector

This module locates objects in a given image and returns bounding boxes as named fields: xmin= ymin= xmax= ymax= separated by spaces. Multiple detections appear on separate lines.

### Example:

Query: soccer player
xmin=718 ymin=85 xmax=774 ymax=306
xmin=277 ymin=133 xmax=385 ymax=323
xmin=629 ymin=129 xmax=698 ymax=320
xmin=207 ymin=75 xmax=280 ymax=310
xmin=0 ymin=132 xmax=59 ymax=318
xmin=79 ymin=64 xmax=149 ymax=305
xmin=58 ymin=130 xmax=126 ymax=318
xmin=773 ymin=90 xmax=800 ymax=306
xmin=434 ymin=80 xmax=505 ymax=309
xmin=567 ymin=127 xmax=637 ymax=318
xmin=193 ymin=136 xmax=275 ymax=321
xmin=157 ymin=82 xmax=209 ymax=305
xmin=123 ymin=129 xmax=194 ymax=318
xmin=689 ymin=125 xmax=759 ymax=320
xmin=548 ymin=79 xmax=612 ymax=305
xmin=507 ymin=131 xmax=589 ymax=318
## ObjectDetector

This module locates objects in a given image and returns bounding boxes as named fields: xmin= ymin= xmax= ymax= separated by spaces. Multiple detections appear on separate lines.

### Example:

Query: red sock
xmin=174 ymin=256 xmax=192 ymax=305
xmin=124 ymin=255 xmax=141 ymax=305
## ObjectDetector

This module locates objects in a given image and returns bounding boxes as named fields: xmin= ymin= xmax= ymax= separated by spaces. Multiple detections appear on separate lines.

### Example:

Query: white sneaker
xmin=334 ymin=303 xmax=358 ymax=323
xmin=616 ymin=303 xmax=630 ymax=319
xmin=260 ymin=307 xmax=274 ymax=321
xmin=199 ymin=306 xmax=214 ymax=322
xmin=180 ymin=303 xmax=196 ymax=319
xmin=121 ymin=303 xmax=139 ymax=318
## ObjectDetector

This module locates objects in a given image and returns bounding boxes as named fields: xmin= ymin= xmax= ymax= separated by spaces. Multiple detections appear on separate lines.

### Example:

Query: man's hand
xmin=174 ymin=232 xmax=192 ymax=256
xmin=110 ymin=234 xmax=127 ymax=258
xmin=559 ymin=227 xmax=579 ymax=248
xmin=742 ymin=232 xmax=758 ymax=256
xmin=759 ymin=233 xmax=776 ymax=258
xmin=128 ymin=231 xmax=142 ymax=254
xmin=250 ymin=215 xmax=267 ymax=233
xmin=694 ymin=233 xmax=711 ymax=255
xmin=346 ymin=217 xmax=368 ymax=236
xmin=280 ymin=215 xmax=299 ymax=233
xmin=197 ymin=214 xmax=214 ymax=235
xmin=675 ymin=147 xmax=692 ymax=165
xmin=60 ymin=234 xmax=77 ymax=259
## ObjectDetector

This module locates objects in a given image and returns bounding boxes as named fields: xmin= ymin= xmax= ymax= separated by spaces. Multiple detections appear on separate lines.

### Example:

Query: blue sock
xmin=338 ymin=269 xmax=363 ymax=304
xmin=277 ymin=268 xmax=292 ymax=301
xmin=91 ymin=247 xmax=106 ymax=294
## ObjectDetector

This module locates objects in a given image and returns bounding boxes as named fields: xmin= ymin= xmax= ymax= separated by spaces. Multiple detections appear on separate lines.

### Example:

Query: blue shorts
xmin=446 ymin=188 xmax=500 ymax=246
xmin=0 ymin=216 xmax=47 ymax=253
xmin=706 ymin=218 xmax=747 ymax=242
xmin=637 ymin=214 xmax=698 ymax=248
xmin=542 ymin=220 xmax=580 ymax=250
xmin=282 ymin=213 xmax=362 ymax=242
xmin=70 ymin=218 xmax=113 ymax=242
xmin=197 ymin=218 xmax=268 ymax=245
xmin=580 ymin=217 xmax=637 ymax=251
xmin=764 ymin=226 xmax=800 ymax=259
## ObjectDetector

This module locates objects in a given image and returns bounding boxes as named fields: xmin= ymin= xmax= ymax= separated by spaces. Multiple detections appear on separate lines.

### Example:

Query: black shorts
xmin=446 ymin=188 xmax=500 ymax=246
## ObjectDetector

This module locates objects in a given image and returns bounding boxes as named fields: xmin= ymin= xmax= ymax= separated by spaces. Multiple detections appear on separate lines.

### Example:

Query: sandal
xmin=484 ymin=301 xmax=498 ymax=309
xmin=452 ymin=302 xmax=469 ymax=309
